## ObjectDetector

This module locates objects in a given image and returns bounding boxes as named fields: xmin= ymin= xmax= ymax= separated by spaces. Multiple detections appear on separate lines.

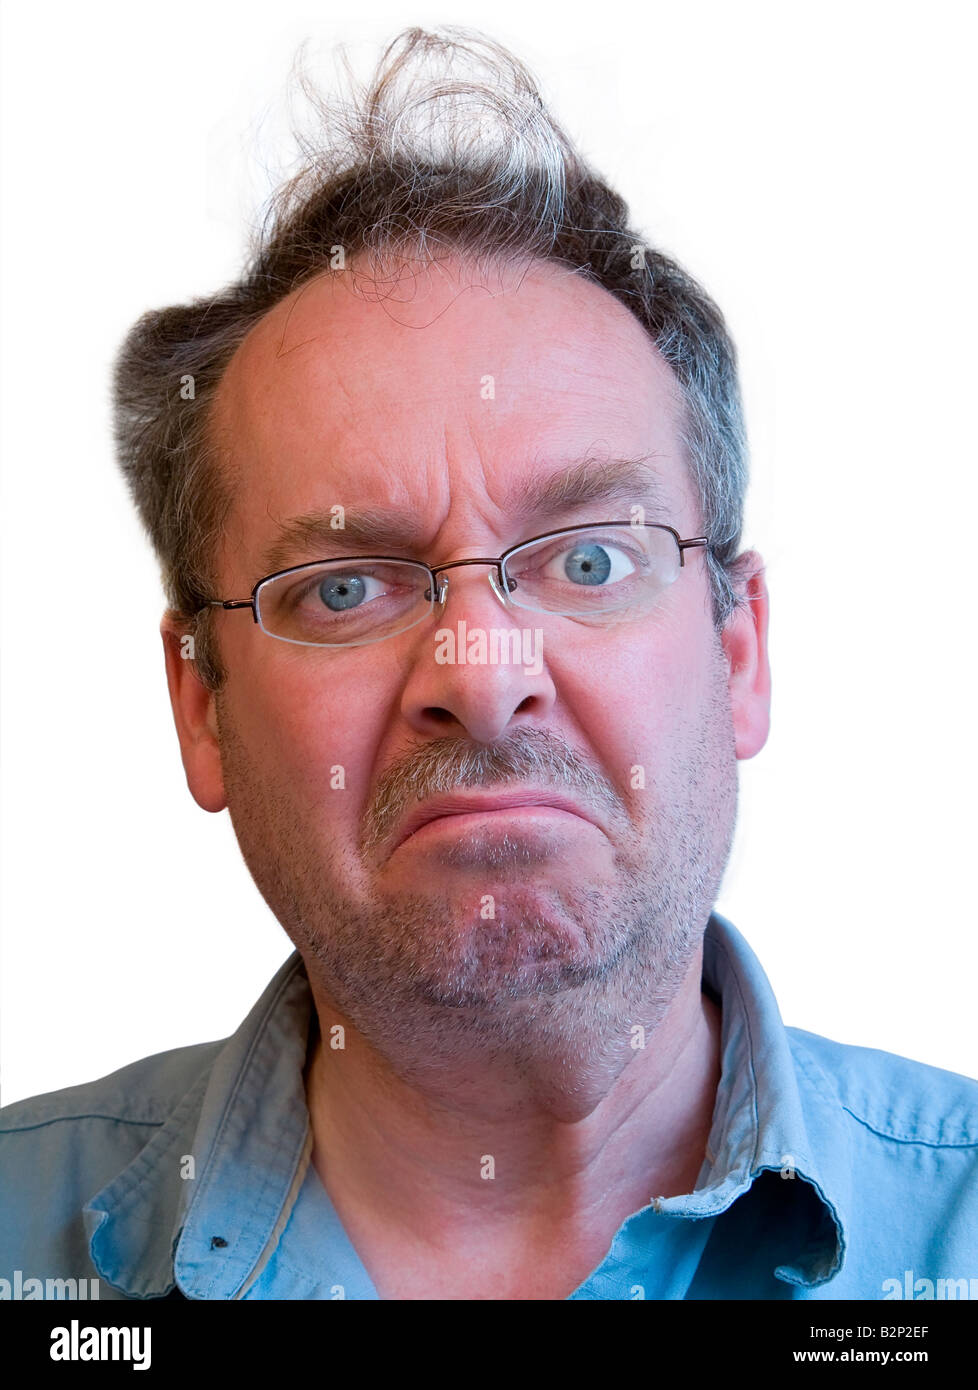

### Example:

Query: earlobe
xmin=161 ymin=614 xmax=228 ymax=813
xmin=720 ymin=553 xmax=772 ymax=761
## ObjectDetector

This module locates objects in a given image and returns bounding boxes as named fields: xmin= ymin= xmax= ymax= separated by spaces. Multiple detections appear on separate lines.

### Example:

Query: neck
xmin=302 ymin=944 xmax=722 ymax=1276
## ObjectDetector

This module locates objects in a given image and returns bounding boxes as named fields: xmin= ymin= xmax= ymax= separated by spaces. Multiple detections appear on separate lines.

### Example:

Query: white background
xmin=1 ymin=0 xmax=975 ymax=1104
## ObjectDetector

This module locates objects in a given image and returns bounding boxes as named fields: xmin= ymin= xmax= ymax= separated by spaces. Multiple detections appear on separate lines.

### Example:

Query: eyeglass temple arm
xmin=678 ymin=537 xmax=708 ymax=565
xmin=196 ymin=598 xmax=258 ymax=620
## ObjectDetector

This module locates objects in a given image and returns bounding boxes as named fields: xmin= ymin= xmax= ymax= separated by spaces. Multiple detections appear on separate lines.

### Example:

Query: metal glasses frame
xmin=195 ymin=521 xmax=710 ymax=644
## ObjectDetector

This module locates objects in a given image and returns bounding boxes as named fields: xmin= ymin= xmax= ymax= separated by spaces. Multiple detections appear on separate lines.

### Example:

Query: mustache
xmin=359 ymin=725 xmax=624 ymax=855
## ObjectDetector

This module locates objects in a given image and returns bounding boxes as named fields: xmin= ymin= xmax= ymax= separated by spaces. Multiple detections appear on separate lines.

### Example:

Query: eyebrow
xmin=257 ymin=454 xmax=674 ymax=576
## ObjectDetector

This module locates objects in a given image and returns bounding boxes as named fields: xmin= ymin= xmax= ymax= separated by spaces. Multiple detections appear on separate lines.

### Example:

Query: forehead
xmin=210 ymin=257 xmax=695 ymax=576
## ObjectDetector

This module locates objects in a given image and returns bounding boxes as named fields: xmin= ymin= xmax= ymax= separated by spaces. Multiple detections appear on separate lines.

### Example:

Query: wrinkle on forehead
xmin=208 ymin=253 xmax=696 ymax=587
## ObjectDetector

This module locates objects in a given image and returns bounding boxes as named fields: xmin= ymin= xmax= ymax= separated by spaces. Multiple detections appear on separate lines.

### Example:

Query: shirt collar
xmin=83 ymin=912 xmax=849 ymax=1297
xmin=668 ymin=911 xmax=849 ymax=1286
xmin=84 ymin=951 xmax=313 ymax=1299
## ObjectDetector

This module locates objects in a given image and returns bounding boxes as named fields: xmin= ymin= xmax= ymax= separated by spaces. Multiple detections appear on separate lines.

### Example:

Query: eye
xmin=544 ymin=539 xmax=640 ymax=587
xmin=315 ymin=571 xmax=379 ymax=611
xmin=284 ymin=568 xmax=395 ymax=615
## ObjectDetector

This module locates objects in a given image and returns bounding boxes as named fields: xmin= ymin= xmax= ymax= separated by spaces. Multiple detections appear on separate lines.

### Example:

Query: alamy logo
xmin=49 ymin=1320 xmax=151 ymax=1370
xmin=882 ymin=1268 xmax=978 ymax=1299
xmin=434 ymin=621 xmax=544 ymax=676
xmin=0 ymin=1269 xmax=100 ymax=1299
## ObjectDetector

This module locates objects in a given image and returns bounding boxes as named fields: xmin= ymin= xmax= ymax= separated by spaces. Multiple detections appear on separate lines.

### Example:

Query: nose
xmin=399 ymin=562 xmax=555 ymax=744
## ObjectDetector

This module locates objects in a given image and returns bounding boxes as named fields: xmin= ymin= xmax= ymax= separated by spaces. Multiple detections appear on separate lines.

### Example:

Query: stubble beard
xmin=215 ymin=647 xmax=738 ymax=1097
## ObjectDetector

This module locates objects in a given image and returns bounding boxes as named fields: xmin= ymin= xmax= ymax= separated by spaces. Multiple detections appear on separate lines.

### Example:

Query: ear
xmin=720 ymin=552 xmax=771 ymax=760
xmin=161 ymin=612 xmax=227 ymax=812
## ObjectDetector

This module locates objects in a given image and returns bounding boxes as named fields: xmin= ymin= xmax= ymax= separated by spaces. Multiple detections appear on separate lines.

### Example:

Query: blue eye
xmin=557 ymin=541 xmax=635 ymax=586
xmin=318 ymin=572 xmax=369 ymax=611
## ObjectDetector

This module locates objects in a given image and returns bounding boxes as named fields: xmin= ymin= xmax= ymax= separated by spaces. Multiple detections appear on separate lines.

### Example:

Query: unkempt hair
xmin=113 ymin=26 xmax=755 ymax=690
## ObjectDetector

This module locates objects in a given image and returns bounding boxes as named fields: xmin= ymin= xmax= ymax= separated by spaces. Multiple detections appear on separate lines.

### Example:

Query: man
xmin=2 ymin=27 xmax=976 ymax=1302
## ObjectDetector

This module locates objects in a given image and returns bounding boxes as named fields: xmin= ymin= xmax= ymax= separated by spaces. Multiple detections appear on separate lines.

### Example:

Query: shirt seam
xmin=788 ymin=1029 xmax=978 ymax=1146
xmin=0 ymin=1114 xmax=167 ymax=1133
xmin=838 ymin=1105 xmax=978 ymax=1148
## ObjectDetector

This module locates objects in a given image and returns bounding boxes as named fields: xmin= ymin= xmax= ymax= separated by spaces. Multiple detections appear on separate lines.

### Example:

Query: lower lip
xmin=397 ymin=805 xmax=589 ymax=848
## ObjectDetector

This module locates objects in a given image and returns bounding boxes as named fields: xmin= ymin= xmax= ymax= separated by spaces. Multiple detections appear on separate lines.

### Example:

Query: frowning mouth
xmin=392 ymin=791 xmax=596 ymax=852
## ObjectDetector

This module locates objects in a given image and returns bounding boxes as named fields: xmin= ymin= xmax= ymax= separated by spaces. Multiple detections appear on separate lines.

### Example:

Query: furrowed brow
xmin=259 ymin=508 xmax=429 ymax=576
xmin=258 ymin=455 xmax=673 ymax=575
xmin=505 ymin=455 xmax=674 ymax=524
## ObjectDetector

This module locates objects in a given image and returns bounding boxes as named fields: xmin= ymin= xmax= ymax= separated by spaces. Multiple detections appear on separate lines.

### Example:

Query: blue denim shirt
xmin=2 ymin=912 xmax=976 ymax=1300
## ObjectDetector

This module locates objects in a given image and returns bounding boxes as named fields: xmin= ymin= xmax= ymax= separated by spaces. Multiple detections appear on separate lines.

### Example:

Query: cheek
xmin=561 ymin=622 xmax=716 ymax=796
xmin=225 ymin=647 xmax=387 ymax=812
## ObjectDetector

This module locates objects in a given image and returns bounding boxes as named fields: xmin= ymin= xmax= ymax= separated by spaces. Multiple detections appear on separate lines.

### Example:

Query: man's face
xmin=170 ymin=255 xmax=769 ymax=1068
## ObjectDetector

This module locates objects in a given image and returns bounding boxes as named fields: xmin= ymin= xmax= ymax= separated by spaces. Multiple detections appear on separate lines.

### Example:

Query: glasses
xmin=196 ymin=522 xmax=709 ymax=648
